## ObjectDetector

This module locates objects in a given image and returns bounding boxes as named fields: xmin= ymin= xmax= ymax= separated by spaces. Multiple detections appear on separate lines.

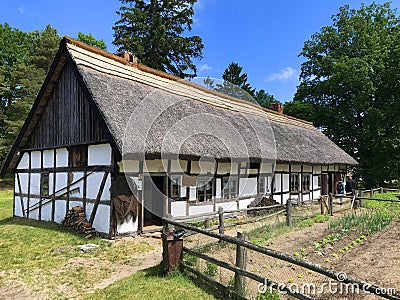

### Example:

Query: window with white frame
xmin=290 ymin=174 xmax=299 ymax=193
xmin=197 ymin=178 xmax=212 ymax=202
xmin=259 ymin=177 xmax=266 ymax=194
xmin=170 ymin=176 xmax=180 ymax=198
xmin=222 ymin=177 xmax=237 ymax=200
xmin=302 ymin=174 xmax=311 ymax=192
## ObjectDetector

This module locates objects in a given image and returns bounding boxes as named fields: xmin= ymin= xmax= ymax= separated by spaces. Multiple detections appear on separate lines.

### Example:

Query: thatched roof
xmin=0 ymin=38 xmax=357 ymax=174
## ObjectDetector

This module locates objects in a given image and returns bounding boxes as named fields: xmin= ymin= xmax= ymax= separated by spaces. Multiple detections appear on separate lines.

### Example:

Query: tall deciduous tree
xmin=286 ymin=2 xmax=400 ymax=187
xmin=78 ymin=32 xmax=107 ymax=50
xmin=113 ymin=0 xmax=204 ymax=78
xmin=0 ymin=24 xmax=60 ymax=161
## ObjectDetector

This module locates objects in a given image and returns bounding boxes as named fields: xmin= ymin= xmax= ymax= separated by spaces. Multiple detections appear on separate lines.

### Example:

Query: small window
xmin=302 ymin=174 xmax=311 ymax=192
xmin=259 ymin=177 xmax=266 ymax=194
xmin=171 ymin=176 xmax=180 ymax=198
xmin=290 ymin=174 xmax=299 ymax=193
xmin=222 ymin=177 xmax=237 ymax=200
xmin=197 ymin=178 xmax=212 ymax=202
xmin=68 ymin=145 xmax=88 ymax=167
xmin=41 ymin=173 xmax=50 ymax=196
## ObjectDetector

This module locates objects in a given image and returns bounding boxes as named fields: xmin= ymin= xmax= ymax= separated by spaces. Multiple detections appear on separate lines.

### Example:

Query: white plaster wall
xmin=29 ymin=198 xmax=39 ymax=220
xmin=41 ymin=201 xmax=53 ymax=221
xmin=303 ymin=165 xmax=312 ymax=172
xmin=282 ymin=194 xmax=292 ymax=205
xmin=189 ymin=204 xmax=214 ymax=215
xmin=86 ymin=203 xmax=110 ymax=234
xmin=171 ymin=201 xmax=186 ymax=217
xmin=238 ymin=198 xmax=254 ymax=209
xmin=217 ymin=163 xmax=231 ymax=175
xmin=54 ymin=200 xmax=67 ymax=223
xmin=303 ymin=194 xmax=310 ymax=202
xmin=275 ymin=164 xmax=289 ymax=172
xmin=273 ymin=194 xmax=281 ymax=204
xmin=56 ymin=148 xmax=68 ymax=167
xmin=218 ymin=201 xmax=238 ymax=211
xmin=88 ymin=144 xmax=112 ymax=166
xmin=117 ymin=215 xmax=138 ymax=233
xmin=17 ymin=153 xmax=29 ymax=169
xmin=55 ymin=173 xmax=68 ymax=196
xmin=70 ymin=172 xmax=84 ymax=198
xmin=322 ymin=166 xmax=328 ymax=172
xmin=119 ymin=160 xmax=139 ymax=173
xmin=313 ymin=190 xmax=321 ymax=199
xmin=18 ymin=173 xmax=29 ymax=194
xmin=291 ymin=165 xmax=301 ymax=172
xmin=14 ymin=196 xmax=25 ymax=217
xmin=87 ymin=172 xmax=111 ymax=200
xmin=282 ymin=174 xmax=289 ymax=192
xmin=216 ymin=178 xmax=222 ymax=198
xmin=260 ymin=163 xmax=273 ymax=174
xmin=68 ymin=200 xmax=83 ymax=211
xmin=314 ymin=168 xmax=322 ymax=175
xmin=170 ymin=160 xmax=187 ymax=173
xmin=30 ymin=173 xmax=41 ymax=195
xmin=274 ymin=174 xmax=281 ymax=192
xmin=239 ymin=178 xmax=257 ymax=196
xmin=43 ymin=150 xmax=54 ymax=168
xmin=31 ymin=151 xmax=41 ymax=169
xmin=143 ymin=159 xmax=165 ymax=173
xmin=189 ymin=186 xmax=196 ymax=200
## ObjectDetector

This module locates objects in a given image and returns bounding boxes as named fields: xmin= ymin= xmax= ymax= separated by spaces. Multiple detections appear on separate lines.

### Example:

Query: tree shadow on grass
xmin=0 ymin=216 xmax=91 ymax=239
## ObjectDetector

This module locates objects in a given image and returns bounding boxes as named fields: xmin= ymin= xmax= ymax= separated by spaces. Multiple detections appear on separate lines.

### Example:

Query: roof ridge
xmin=63 ymin=36 xmax=315 ymax=130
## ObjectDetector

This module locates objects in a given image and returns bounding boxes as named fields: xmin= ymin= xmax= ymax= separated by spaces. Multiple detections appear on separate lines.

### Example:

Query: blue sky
xmin=1 ymin=0 xmax=399 ymax=102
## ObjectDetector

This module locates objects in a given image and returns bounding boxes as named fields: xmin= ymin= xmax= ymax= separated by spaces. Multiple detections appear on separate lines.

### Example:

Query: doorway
xmin=143 ymin=175 xmax=165 ymax=227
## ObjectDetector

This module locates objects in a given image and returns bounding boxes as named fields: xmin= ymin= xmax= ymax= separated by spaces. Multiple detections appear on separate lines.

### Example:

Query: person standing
xmin=336 ymin=179 xmax=345 ymax=205
xmin=346 ymin=175 xmax=357 ymax=196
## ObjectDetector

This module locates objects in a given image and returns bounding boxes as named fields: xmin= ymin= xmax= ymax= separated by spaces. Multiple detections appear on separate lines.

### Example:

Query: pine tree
xmin=113 ymin=0 xmax=204 ymax=78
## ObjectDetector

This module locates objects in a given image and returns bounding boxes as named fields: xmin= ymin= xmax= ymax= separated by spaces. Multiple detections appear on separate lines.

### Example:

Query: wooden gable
xmin=25 ymin=61 xmax=108 ymax=150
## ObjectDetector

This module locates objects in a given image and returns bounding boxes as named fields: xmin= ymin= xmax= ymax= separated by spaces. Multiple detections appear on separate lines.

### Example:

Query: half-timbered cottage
xmin=0 ymin=37 xmax=357 ymax=236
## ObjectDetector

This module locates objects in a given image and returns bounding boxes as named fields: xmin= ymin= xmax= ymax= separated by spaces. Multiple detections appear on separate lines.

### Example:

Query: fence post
xmin=234 ymin=232 xmax=247 ymax=297
xmin=380 ymin=187 xmax=383 ymax=194
xmin=320 ymin=196 xmax=324 ymax=215
xmin=329 ymin=193 xmax=333 ymax=216
xmin=218 ymin=206 xmax=225 ymax=236
xmin=205 ymin=218 xmax=211 ymax=229
xmin=370 ymin=188 xmax=373 ymax=198
xmin=286 ymin=199 xmax=292 ymax=227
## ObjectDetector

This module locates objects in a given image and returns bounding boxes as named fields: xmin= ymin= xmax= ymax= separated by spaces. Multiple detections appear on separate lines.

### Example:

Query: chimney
xmin=117 ymin=51 xmax=138 ymax=65
xmin=270 ymin=102 xmax=283 ymax=114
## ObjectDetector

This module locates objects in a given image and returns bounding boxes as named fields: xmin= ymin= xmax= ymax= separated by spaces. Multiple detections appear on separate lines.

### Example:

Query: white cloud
xmin=266 ymin=67 xmax=297 ymax=82
xmin=199 ymin=64 xmax=212 ymax=71
xmin=17 ymin=6 xmax=26 ymax=14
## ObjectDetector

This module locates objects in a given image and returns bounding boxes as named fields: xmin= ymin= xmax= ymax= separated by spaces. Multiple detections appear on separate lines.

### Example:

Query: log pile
xmin=62 ymin=206 xmax=96 ymax=238
xmin=247 ymin=195 xmax=282 ymax=216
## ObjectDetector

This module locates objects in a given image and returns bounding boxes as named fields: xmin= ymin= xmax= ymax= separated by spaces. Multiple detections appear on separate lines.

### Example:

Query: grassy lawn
xmin=86 ymin=265 xmax=214 ymax=300
xmin=0 ymin=189 xmax=215 ymax=299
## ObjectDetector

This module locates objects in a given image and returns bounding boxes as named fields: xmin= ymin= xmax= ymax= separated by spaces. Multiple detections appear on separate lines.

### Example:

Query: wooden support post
xmin=51 ymin=149 xmax=56 ymax=222
xmin=286 ymin=199 xmax=292 ymax=227
xmin=380 ymin=187 xmax=383 ymax=194
xmin=218 ymin=206 xmax=224 ymax=237
xmin=165 ymin=213 xmax=175 ymax=232
xmin=370 ymin=188 xmax=373 ymax=198
xmin=234 ymin=232 xmax=247 ymax=297
xmin=205 ymin=218 xmax=211 ymax=229
xmin=89 ymin=172 xmax=109 ymax=225
xmin=320 ymin=196 xmax=324 ymax=215
xmin=329 ymin=193 xmax=333 ymax=216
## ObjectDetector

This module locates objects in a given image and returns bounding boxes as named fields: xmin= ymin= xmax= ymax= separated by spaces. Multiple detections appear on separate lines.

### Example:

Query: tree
xmin=0 ymin=24 xmax=60 ymax=161
xmin=255 ymin=89 xmax=276 ymax=109
xmin=78 ymin=32 xmax=107 ymax=50
xmin=286 ymin=2 xmax=400 ymax=187
xmin=113 ymin=0 xmax=204 ymax=78
xmin=215 ymin=62 xmax=255 ymax=101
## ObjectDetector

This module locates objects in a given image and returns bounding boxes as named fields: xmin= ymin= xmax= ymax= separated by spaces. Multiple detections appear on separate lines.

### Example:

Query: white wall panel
xmin=189 ymin=204 xmax=214 ymax=215
xmin=43 ymin=150 xmax=54 ymax=168
xmin=189 ymin=186 xmax=196 ymax=200
xmin=30 ymin=173 xmax=41 ymax=195
xmin=88 ymin=144 xmax=112 ymax=166
xmin=274 ymin=174 xmax=281 ymax=192
xmin=91 ymin=204 xmax=110 ymax=233
xmin=303 ymin=165 xmax=312 ymax=172
xmin=56 ymin=148 xmax=68 ymax=167
xmin=29 ymin=198 xmax=39 ymax=220
xmin=143 ymin=159 xmax=165 ymax=173
xmin=282 ymin=174 xmax=289 ymax=192
xmin=216 ymin=178 xmax=222 ymax=198
xmin=170 ymin=160 xmax=187 ymax=173
xmin=17 ymin=153 xmax=29 ymax=169
xmin=55 ymin=201 xmax=66 ymax=223
xmin=87 ymin=172 xmax=111 ymax=200
xmin=41 ymin=201 xmax=52 ymax=221
xmin=238 ymin=198 xmax=254 ymax=209
xmin=119 ymin=160 xmax=139 ymax=173
xmin=55 ymin=173 xmax=68 ymax=196
xmin=117 ymin=215 xmax=138 ymax=233
xmin=260 ymin=163 xmax=273 ymax=174
xmin=70 ymin=172 xmax=84 ymax=198
xmin=171 ymin=201 xmax=186 ymax=217
xmin=239 ymin=178 xmax=257 ymax=196
xmin=14 ymin=196 xmax=24 ymax=217
xmin=31 ymin=151 xmax=41 ymax=169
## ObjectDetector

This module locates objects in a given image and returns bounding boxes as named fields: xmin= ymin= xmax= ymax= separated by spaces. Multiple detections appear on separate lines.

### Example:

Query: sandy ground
xmin=0 ymin=234 xmax=163 ymax=300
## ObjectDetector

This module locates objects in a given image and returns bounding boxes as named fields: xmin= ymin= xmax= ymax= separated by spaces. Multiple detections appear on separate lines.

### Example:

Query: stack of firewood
xmin=62 ymin=206 xmax=96 ymax=238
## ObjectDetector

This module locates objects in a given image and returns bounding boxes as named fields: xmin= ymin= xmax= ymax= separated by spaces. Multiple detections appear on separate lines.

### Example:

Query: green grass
xmin=85 ymin=265 xmax=214 ymax=300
